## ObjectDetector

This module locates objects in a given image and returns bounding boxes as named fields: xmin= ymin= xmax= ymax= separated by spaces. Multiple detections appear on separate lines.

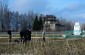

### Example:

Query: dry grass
xmin=0 ymin=37 xmax=85 ymax=55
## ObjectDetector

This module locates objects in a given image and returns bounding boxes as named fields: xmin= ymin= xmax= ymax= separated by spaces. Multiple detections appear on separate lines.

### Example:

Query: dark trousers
xmin=43 ymin=36 xmax=45 ymax=42
xmin=23 ymin=36 xmax=27 ymax=44
xmin=9 ymin=35 xmax=12 ymax=42
xmin=20 ymin=36 xmax=23 ymax=42
xmin=27 ymin=35 xmax=31 ymax=41
xmin=28 ymin=36 xmax=31 ymax=41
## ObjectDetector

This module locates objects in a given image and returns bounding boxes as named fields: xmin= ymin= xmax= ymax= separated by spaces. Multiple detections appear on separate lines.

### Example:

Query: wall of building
xmin=44 ymin=21 xmax=56 ymax=31
xmin=50 ymin=24 xmax=56 ymax=31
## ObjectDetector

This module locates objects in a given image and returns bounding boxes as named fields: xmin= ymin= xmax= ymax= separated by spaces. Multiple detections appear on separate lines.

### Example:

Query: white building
xmin=74 ymin=22 xmax=81 ymax=35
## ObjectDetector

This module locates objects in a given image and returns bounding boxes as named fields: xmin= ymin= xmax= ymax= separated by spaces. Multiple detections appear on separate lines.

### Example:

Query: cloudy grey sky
xmin=8 ymin=0 xmax=85 ymax=23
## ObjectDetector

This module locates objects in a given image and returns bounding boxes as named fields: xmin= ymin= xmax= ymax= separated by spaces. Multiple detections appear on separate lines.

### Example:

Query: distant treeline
xmin=0 ymin=0 xmax=39 ymax=31
xmin=0 ymin=0 xmax=85 ymax=32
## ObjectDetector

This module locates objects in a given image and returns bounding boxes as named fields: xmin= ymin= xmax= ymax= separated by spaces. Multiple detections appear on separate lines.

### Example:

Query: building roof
xmin=45 ymin=15 xmax=56 ymax=18
xmin=56 ymin=23 xmax=65 ymax=26
xmin=44 ymin=15 xmax=56 ymax=21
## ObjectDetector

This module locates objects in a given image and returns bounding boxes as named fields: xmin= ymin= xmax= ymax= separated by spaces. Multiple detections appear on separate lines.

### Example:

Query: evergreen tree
xmin=38 ymin=16 xmax=43 ymax=30
xmin=33 ymin=15 xmax=39 ymax=31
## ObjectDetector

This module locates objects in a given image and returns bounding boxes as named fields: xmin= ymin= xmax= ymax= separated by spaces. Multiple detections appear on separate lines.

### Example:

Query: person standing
xmin=23 ymin=30 xmax=28 ymax=44
xmin=26 ymin=29 xmax=29 ymax=41
xmin=42 ymin=29 xmax=45 ymax=42
xmin=20 ymin=30 xmax=24 ymax=42
xmin=28 ymin=29 xmax=31 ymax=41
xmin=7 ymin=29 xmax=12 ymax=42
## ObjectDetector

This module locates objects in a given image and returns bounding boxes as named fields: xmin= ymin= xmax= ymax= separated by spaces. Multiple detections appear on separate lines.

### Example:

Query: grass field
xmin=0 ymin=32 xmax=85 ymax=55
xmin=0 ymin=37 xmax=85 ymax=55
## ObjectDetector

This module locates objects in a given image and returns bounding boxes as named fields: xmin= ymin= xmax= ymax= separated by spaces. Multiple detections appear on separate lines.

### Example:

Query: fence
xmin=0 ymin=32 xmax=63 ymax=37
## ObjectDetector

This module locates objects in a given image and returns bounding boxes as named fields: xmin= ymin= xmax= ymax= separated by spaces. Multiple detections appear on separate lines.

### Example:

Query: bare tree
xmin=0 ymin=0 xmax=10 ymax=31
xmin=15 ymin=12 xmax=19 ymax=31
xmin=81 ymin=23 xmax=85 ymax=30
xmin=59 ymin=18 xmax=73 ymax=31
xmin=27 ymin=11 xmax=35 ymax=29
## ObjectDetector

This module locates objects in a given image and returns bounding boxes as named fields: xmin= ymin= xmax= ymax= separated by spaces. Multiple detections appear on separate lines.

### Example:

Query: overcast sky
xmin=8 ymin=0 xmax=85 ymax=23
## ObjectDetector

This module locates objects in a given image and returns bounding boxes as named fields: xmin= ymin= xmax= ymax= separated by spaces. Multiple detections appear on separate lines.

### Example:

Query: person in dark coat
xmin=20 ymin=30 xmax=24 ymax=42
xmin=7 ymin=29 xmax=12 ymax=42
xmin=28 ymin=29 xmax=31 ymax=41
xmin=23 ymin=30 xmax=28 ymax=44
xmin=26 ymin=30 xmax=29 ymax=41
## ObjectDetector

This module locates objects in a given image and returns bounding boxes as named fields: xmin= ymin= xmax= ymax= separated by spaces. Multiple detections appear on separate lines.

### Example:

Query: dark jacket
xmin=28 ymin=30 xmax=31 ymax=40
xmin=7 ymin=30 xmax=11 ymax=35
xmin=20 ymin=30 xmax=24 ymax=37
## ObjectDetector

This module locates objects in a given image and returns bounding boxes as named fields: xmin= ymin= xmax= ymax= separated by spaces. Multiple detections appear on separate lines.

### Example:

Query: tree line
xmin=0 ymin=0 xmax=44 ymax=32
xmin=0 ymin=0 xmax=85 ymax=32
xmin=0 ymin=0 xmax=35 ymax=31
